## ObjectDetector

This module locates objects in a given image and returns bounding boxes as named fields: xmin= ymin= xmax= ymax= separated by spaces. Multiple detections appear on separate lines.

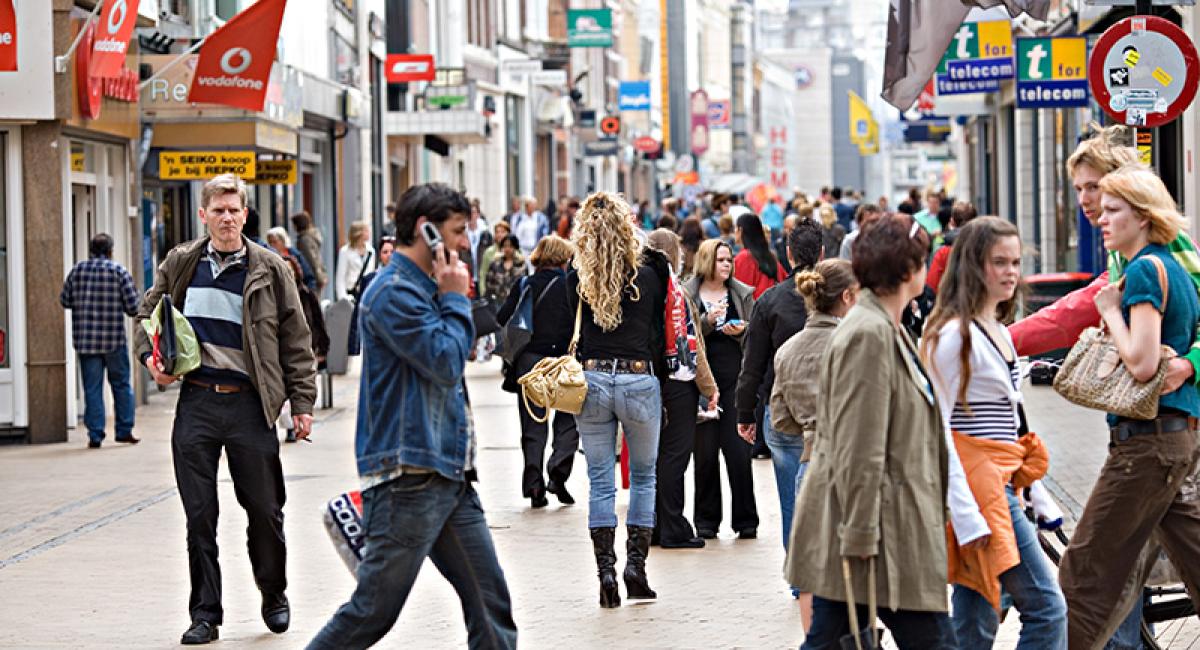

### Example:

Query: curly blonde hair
xmin=571 ymin=192 xmax=641 ymax=331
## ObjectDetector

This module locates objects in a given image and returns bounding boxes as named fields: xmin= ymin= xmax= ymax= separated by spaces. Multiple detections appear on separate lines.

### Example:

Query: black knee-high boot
xmin=590 ymin=527 xmax=621 ymax=608
xmin=624 ymin=525 xmax=657 ymax=599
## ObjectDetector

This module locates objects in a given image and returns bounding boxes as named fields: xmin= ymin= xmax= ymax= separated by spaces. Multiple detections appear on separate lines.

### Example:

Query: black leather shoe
xmin=115 ymin=436 xmax=140 ymax=444
xmin=530 ymin=489 xmax=549 ymax=509
xmin=180 ymin=620 xmax=219 ymax=645
xmin=546 ymin=480 xmax=575 ymax=505
xmin=87 ymin=440 xmax=101 ymax=449
xmin=262 ymin=593 xmax=290 ymax=634
xmin=660 ymin=536 xmax=705 ymax=549
xmin=696 ymin=528 xmax=717 ymax=539
xmin=737 ymin=527 xmax=758 ymax=540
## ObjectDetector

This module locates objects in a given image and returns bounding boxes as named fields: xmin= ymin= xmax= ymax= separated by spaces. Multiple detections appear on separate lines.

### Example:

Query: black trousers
xmin=172 ymin=382 xmax=287 ymax=625
xmin=655 ymin=379 xmax=700 ymax=543
xmin=516 ymin=352 xmax=579 ymax=497
xmin=693 ymin=372 xmax=759 ymax=533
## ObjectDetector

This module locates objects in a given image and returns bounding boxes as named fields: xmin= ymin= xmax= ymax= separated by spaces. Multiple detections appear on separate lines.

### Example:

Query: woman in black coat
xmin=496 ymin=235 xmax=579 ymax=508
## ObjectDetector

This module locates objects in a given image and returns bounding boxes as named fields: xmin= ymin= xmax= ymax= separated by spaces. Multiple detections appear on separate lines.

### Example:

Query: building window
xmin=215 ymin=0 xmax=239 ymax=21
xmin=333 ymin=32 xmax=359 ymax=87
xmin=335 ymin=0 xmax=356 ymax=19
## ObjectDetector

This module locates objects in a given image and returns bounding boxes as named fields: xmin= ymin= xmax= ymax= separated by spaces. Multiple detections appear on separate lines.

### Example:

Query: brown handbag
xmin=517 ymin=300 xmax=588 ymax=422
xmin=1053 ymin=255 xmax=1176 ymax=420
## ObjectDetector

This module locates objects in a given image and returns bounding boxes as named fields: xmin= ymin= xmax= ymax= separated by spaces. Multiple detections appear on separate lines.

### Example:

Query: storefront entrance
xmin=0 ymin=127 xmax=28 ymax=437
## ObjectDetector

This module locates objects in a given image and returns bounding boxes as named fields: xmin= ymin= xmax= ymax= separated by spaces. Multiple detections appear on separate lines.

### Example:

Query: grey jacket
xmin=769 ymin=313 xmax=839 ymax=459
xmin=785 ymin=289 xmax=950 ymax=613
xmin=133 ymin=236 xmax=318 ymax=425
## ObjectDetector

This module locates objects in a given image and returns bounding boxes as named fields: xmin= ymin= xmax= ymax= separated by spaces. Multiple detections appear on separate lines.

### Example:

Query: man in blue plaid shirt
xmin=60 ymin=233 xmax=141 ymax=448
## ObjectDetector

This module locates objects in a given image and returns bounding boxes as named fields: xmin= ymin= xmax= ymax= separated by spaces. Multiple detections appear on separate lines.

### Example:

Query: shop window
xmin=333 ymin=31 xmax=359 ymax=87
xmin=0 ymin=134 xmax=8 ymax=369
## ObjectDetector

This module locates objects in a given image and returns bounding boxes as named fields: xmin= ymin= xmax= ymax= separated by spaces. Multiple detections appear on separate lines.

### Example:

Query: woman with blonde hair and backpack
xmin=568 ymin=193 xmax=672 ymax=608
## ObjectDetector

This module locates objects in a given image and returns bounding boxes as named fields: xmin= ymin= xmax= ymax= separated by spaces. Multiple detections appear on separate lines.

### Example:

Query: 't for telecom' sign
xmin=936 ymin=20 xmax=1015 ymax=95
xmin=1016 ymin=37 xmax=1088 ymax=108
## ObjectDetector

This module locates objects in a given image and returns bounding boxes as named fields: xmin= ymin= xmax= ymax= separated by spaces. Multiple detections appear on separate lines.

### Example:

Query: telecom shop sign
xmin=618 ymin=80 xmax=651 ymax=111
xmin=567 ymin=9 xmax=613 ymax=48
xmin=1017 ymin=37 xmax=1088 ymax=108
xmin=1089 ymin=16 xmax=1200 ymax=128
xmin=935 ymin=20 xmax=1015 ymax=95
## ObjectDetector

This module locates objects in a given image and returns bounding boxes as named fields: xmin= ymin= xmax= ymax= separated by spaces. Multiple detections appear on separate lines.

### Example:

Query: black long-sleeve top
xmin=496 ymin=267 xmax=573 ymax=357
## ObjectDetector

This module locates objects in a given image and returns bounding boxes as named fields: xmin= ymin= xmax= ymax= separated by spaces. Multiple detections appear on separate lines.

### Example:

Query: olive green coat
xmin=785 ymin=289 xmax=950 ymax=613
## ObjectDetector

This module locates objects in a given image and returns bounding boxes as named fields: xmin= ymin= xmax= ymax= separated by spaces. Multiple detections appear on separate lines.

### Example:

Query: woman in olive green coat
xmin=786 ymin=215 xmax=956 ymax=649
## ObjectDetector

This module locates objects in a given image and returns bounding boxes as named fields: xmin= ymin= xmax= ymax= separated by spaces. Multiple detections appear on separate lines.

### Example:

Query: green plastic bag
xmin=141 ymin=296 xmax=201 ymax=377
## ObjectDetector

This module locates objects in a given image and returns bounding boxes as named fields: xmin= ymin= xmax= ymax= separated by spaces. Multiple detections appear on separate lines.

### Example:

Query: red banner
xmin=90 ymin=0 xmax=139 ymax=78
xmin=384 ymin=54 xmax=435 ymax=83
xmin=0 ymin=0 xmax=16 ymax=72
xmin=188 ymin=0 xmax=288 ymax=111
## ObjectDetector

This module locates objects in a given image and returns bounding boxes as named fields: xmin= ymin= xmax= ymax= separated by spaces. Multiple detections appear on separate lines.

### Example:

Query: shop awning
xmin=150 ymin=120 xmax=298 ymax=156
xmin=385 ymin=110 xmax=488 ymax=145
xmin=708 ymin=173 xmax=762 ymax=195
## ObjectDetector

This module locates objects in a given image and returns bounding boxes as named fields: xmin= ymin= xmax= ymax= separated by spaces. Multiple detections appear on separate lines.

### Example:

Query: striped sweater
xmin=183 ymin=245 xmax=251 ymax=385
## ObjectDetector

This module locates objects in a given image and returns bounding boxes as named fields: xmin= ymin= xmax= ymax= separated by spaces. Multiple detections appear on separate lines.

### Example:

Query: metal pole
xmin=1032 ymin=110 xmax=1042 ymax=274
xmin=54 ymin=0 xmax=104 ymax=73
xmin=137 ymin=38 xmax=207 ymax=91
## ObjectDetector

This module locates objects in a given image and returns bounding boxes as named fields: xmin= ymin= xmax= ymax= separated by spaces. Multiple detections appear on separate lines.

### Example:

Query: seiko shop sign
xmin=159 ymin=151 xmax=257 ymax=180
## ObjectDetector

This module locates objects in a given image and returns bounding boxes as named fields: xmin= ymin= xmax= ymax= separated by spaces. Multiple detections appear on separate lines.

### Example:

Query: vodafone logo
xmin=106 ymin=0 xmax=127 ymax=34
xmin=392 ymin=60 xmax=429 ymax=76
xmin=195 ymin=46 xmax=263 ymax=90
xmin=220 ymin=47 xmax=252 ymax=75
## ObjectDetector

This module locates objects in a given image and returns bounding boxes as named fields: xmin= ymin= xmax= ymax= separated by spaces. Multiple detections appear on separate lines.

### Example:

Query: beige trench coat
xmin=784 ymin=289 xmax=950 ymax=613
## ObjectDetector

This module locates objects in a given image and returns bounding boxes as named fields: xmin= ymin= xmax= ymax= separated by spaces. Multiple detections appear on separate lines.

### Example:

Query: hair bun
xmin=795 ymin=269 xmax=825 ymax=299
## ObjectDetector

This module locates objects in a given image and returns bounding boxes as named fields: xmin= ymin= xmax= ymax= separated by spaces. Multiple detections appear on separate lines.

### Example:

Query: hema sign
xmin=0 ymin=0 xmax=54 ymax=119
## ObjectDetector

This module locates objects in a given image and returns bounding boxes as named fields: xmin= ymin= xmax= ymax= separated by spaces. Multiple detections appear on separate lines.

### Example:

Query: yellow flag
xmin=856 ymin=108 xmax=879 ymax=156
xmin=849 ymin=90 xmax=876 ymax=147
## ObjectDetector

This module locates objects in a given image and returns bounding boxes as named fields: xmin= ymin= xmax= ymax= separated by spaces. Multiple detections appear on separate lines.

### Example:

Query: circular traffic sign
xmin=599 ymin=116 xmax=621 ymax=135
xmin=1089 ymin=15 xmax=1200 ymax=128
xmin=634 ymin=136 xmax=659 ymax=153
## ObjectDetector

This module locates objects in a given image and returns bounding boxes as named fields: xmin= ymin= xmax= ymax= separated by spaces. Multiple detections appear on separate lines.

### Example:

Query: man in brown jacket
xmin=135 ymin=174 xmax=316 ymax=645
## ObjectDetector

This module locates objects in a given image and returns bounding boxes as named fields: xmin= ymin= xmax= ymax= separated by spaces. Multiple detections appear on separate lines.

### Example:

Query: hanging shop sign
xmin=188 ymin=0 xmax=287 ymax=111
xmin=599 ymin=115 xmax=621 ymax=135
xmin=690 ymin=89 xmax=710 ymax=156
xmin=708 ymin=99 xmax=731 ymax=129
xmin=1137 ymin=130 xmax=1153 ymax=165
xmin=0 ymin=0 xmax=16 ymax=72
xmin=75 ymin=22 xmax=103 ymax=119
xmin=618 ymin=81 xmax=651 ymax=111
xmin=90 ymin=0 xmax=138 ymax=78
xmin=250 ymin=159 xmax=296 ymax=184
xmin=159 ymin=151 xmax=257 ymax=180
xmin=531 ymin=69 xmax=567 ymax=86
xmin=634 ymin=136 xmax=660 ymax=153
xmin=935 ymin=20 xmax=1015 ymax=95
xmin=583 ymin=138 xmax=619 ymax=157
xmin=1089 ymin=15 xmax=1200 ymax=128
xmin=385 ymin=54 xmax=435 ymax=83
xmin=1016 ymin=36 xmax=1088 ymax=108
xmin=567 ymin=9 xmax=613 ymax=48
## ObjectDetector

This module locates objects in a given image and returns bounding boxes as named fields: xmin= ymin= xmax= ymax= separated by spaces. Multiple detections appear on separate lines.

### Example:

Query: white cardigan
xmin=335 ymin=244 xmax=376 ymax=301
xmin=928 ymin=318 xmax=1024 ymax=545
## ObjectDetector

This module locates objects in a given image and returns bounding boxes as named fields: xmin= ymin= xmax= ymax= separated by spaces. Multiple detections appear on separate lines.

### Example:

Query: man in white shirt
xmin=511 ymin=196 xmax=549 ymax=254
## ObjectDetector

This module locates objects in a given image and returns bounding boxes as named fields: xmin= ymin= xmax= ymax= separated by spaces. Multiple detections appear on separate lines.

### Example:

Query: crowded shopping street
xmin=0 ymin=359 xmax=1194 ymax=648
xmin=8 ymin=0 xmax=1200 ymax=648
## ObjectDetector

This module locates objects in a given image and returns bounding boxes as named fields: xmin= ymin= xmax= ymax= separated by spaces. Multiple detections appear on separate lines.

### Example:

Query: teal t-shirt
xmin=1119 ymin=243 xmax=1200 ymax=419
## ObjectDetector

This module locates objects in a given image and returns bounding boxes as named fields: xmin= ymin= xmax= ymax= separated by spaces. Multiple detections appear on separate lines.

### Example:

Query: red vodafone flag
xmin=90 ymin=0 xmax=140 ymax=78
xmin=0 ymin=0 xmax=16 ymax=72
xmin=188 ymin=0 xmax=288 ymax=111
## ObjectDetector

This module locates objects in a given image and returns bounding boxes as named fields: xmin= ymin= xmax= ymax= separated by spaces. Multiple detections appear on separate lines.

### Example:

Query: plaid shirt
xmin=60 ymin=256 xmax=140 ymax=354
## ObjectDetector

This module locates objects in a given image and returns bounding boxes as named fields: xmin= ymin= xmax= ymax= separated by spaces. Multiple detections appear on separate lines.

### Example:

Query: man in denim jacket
xmin=308 ymin=184 xmax=517 ymax=650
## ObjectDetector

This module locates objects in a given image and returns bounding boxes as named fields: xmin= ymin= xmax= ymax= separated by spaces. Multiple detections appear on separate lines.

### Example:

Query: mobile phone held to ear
xmin=420 ymin=222 xmax=448 ymax=262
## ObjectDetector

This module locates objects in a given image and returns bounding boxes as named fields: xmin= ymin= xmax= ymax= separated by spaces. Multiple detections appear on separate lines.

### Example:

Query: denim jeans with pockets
xmin=78 ymin=344 xmax=135 ymax=442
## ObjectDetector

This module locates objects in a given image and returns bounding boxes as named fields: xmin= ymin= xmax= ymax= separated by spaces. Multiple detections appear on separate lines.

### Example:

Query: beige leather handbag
xmin=1053 ymin=255 xmax=1175 ymax=420
xmin=518 ymin=300 xmax=588 ymax=422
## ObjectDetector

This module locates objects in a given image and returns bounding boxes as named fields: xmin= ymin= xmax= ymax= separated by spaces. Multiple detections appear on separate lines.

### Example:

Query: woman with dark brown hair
xmin=788 ymin=214 xmax=956 ymax=648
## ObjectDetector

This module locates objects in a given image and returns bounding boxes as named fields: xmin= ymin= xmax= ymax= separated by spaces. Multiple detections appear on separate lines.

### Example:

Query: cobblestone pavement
xmin=0 ymin=360 xmax=1195 ymax=648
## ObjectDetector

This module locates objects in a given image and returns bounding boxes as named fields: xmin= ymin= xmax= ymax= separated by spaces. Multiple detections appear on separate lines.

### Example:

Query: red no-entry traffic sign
xmin=1089 ymin=15 xmax=1200 ymax=128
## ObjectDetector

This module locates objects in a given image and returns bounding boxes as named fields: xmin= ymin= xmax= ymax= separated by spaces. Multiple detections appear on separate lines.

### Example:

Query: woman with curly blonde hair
xmin=568 ymin=192 xmax=672 ymax=608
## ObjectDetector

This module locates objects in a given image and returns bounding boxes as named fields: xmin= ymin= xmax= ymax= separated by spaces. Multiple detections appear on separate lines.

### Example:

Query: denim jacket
xmin=355 ymin=253 xmax=475 ymax=481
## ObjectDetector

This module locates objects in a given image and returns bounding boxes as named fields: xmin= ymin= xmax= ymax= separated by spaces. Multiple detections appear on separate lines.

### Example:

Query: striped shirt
xmin=950 ymin=362 xmax=1021 ymax=442
xmin=184 ymin=244 xmax=250 ymax=385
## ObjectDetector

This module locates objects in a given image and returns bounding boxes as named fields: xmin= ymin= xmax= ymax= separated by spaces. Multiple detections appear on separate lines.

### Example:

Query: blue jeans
xmin=951 ymin=489 xmax=1067 ymax=650
xmin=1103 ymin=598 xmax=1144 ymax=650
xmin=307 ymin=474 xmax=517 ymax=650
xmin=576 ymin=371 xmax=662 ymax=528
xmin=79 ymin=345 xmax=135 ymax=442
xmin=803 ymin=595 xmax=957 ymax=649
xmin=763 ymin=406 xmax=805 ymax=550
